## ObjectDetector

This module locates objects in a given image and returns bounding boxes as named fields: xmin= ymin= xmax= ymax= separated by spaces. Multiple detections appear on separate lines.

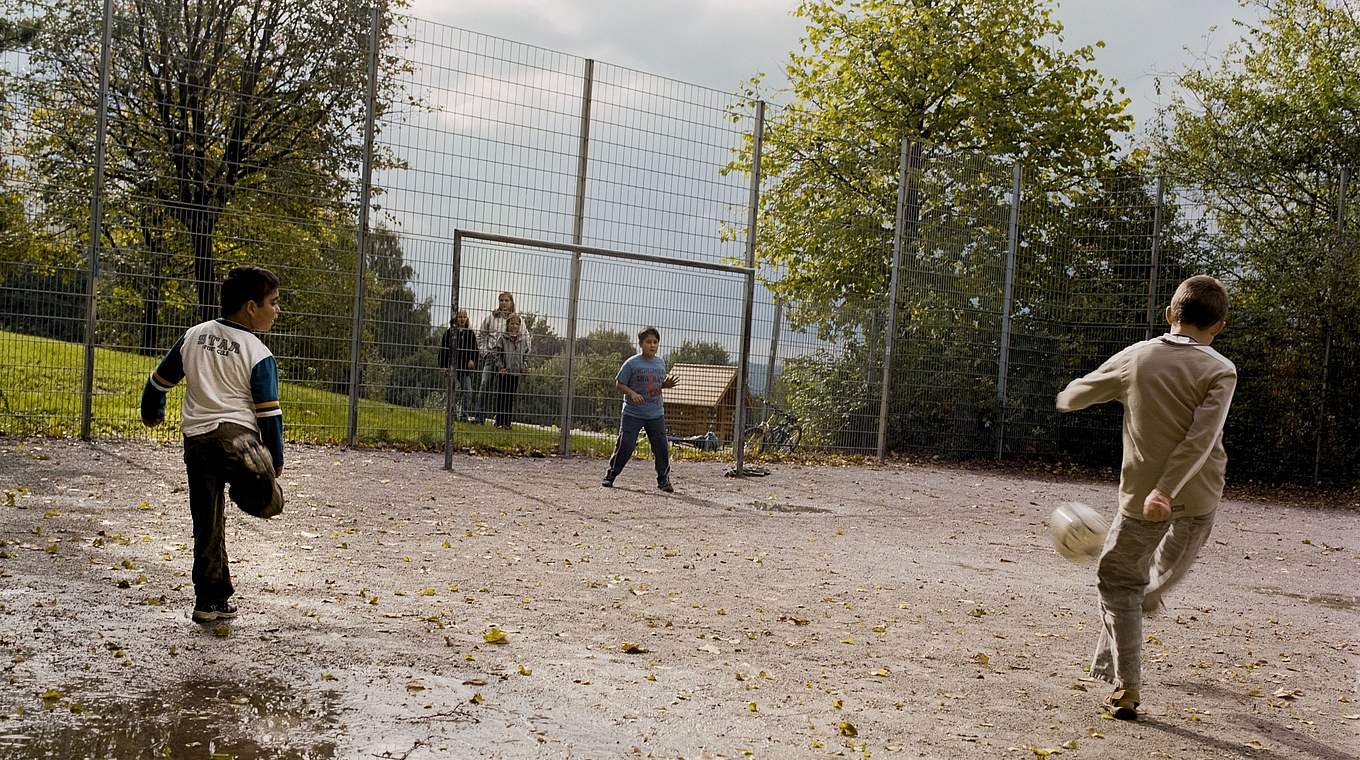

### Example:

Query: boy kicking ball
xmin=1056 ymin=275 xmax=1236 ymax=720
xmin=602 ymin=326 xmax=680 ymax=492
xmin=141 ymin=265 xmax=286 ymax=623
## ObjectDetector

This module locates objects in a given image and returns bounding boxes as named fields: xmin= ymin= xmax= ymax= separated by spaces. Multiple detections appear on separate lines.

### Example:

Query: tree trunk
xmin=140 ymin=278 xmax=163 ymax=355
xmin=139 ymin=216 xmax=165 ymax=355
xmin=189 ymin=212 xmax=219 ymax=324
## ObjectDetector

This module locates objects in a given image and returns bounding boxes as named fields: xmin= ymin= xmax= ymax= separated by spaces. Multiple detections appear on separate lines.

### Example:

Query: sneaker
xmin=1103 ymin=688 xmax=1139 ymax=721
xmin=601 ymin=477 xmax=614 ymax=488
xmin=192 ymin=601 xmax=239 ymax=623
xmin=1142 ymin=594 xmax=1166 ymax=617
xmin=231 ymin=434 xmax=273 ymax=477
xmin=657 ymin=481 xmax=674 ymax=493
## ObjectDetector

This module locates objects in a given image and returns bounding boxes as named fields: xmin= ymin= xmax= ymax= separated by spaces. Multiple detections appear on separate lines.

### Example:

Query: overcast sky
xmin=407 ymin=0 xmax=1258 ymax=142
xmin=387 ymin=0 xmax=1264 ymax=365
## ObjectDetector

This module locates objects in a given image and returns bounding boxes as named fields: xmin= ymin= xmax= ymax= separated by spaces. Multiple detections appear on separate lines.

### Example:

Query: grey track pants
xmin=1091 ymin=510 xmax=1215 ymax=690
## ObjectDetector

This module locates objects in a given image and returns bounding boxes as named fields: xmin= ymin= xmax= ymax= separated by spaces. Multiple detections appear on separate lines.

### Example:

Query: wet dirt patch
xmin=1252 ymin=585 xmax=1360 ymax=611
xmin=1 ymin=677 xmax=339 ymax=759
xmin=750 ymin=500 xmax=831 ymax=514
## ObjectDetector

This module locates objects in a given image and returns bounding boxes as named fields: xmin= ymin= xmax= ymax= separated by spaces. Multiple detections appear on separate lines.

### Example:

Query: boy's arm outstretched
xmin=140 ymin=337 xmax=187 ymax=426
xmin=1055 ymin=353 xmax=1125 ymax=413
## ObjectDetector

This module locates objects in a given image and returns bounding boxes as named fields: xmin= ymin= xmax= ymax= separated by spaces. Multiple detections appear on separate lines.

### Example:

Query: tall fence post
xmin=560 ymin=58 xmax=594 ymax=457
xmin=79 ymin=0 xmax=116 ymax=440
xmin=732 ymin=100 xmax=764 ymax=474
xmin=1144 ymin=175 xmax=1167 ymax=339
xmin=877 ymin=137 xmax=914 ymax=462
xmin=346 ymin=5 xmax=381 ymax=448
xmin=994 ymin=162 xmax=1023 ymax=459
xmin=1315 ymin=167 xmax=1349 ymax=485
xmin=763 ymin=296 xmax=782 ymax=412
xmin=444 ymin=231 xmax=463 ymax=470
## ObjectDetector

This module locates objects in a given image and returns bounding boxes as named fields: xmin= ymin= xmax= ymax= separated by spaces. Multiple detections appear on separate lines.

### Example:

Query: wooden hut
xmin=662 ymin=363 xmax=752 ymax=443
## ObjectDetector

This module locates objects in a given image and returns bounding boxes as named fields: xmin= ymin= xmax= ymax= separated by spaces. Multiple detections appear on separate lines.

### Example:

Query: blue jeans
xmin=605 ymin=413 xmax=670 ymax=484
xmin=455 ymin=370 xmax=476 ymax=421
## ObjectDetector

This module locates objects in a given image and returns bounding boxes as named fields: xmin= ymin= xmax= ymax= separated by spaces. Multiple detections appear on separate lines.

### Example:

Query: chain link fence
xmin=0 ymin=2 xmax=1354 ymax=484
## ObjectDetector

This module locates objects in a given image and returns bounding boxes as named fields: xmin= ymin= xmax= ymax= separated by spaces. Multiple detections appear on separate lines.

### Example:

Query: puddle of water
xmin=1253 ymin=586 xmax=1359 ymax=611
xmin=750 ymin=500 xmax=831 ymax=514
xmin=0 ymin=677 xmax=340 ymax=759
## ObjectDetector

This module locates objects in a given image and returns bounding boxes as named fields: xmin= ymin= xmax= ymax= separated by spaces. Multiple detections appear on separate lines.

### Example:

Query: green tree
xmin=1154 ymin=0 xmax=1360 ymax=482
xmin=743 ymin=0 xmax=1132 ymax=335
xmin=518 ymin=326 xmax=638 ymax=432
xmin=10 ymin=0 xmax=407 ymax=329
xmin=519 ymin=312 xmax=563 ymax=360
xmin=363 ymin=228 xmax=438 ymax=407
xmin=668 ymin=339 xmax=730 ymax=366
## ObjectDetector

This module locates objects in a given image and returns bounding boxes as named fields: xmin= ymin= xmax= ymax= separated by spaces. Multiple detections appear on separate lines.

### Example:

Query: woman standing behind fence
xmin=438 ymin=309 xmax=479 ymax=422
xmin=487 ymin=313 xmax=530 ymax=429
xmin=474 ymin=292 xmax=530 ymax=424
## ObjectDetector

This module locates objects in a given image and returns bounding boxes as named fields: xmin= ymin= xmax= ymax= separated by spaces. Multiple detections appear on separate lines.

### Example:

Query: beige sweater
xmin=1056 ymin=334 xmax=1237 ymax=518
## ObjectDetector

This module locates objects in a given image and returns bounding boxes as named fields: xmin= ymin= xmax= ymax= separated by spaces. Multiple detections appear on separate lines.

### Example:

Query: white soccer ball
xmin=1049 ymin=502 xmax=1109 ymax=562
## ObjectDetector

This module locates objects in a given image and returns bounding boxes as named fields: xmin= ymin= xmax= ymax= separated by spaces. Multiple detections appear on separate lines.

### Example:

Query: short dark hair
xmin=221 ymin=265 xmax=280 ymax=316
xmin=1169 ymin=275 xmax=1228 ymax=328
xmin=638 ymin=326 xmax=660 ymax=343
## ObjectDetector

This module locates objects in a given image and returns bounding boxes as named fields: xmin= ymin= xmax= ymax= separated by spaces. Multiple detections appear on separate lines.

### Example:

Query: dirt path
xmin=1 ymin=438 xmax=1357 ymax=759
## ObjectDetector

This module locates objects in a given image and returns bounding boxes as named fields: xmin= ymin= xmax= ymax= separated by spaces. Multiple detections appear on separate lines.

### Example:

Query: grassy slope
xmin=0 ymin=330 xmax=615 ymax=455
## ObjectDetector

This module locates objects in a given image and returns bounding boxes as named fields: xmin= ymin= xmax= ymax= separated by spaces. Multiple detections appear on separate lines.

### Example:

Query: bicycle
xmin=741 ymin=403 xmax=802 ymax=456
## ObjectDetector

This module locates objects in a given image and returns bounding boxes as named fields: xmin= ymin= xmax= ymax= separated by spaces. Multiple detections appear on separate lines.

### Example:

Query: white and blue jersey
xmin=617 ymin=354 xmax=668 ymax=420
xmin=140 ymin=318 xmax=284 ymax=469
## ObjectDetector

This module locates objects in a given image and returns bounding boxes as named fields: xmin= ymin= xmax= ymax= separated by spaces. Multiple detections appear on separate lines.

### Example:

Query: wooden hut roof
xmin=663 ymin=363 xmax=737 ymax=408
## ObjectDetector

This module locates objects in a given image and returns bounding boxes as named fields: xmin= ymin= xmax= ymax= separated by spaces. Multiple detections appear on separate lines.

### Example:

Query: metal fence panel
xmin=0 ymin=3 xmax=1353 ymax=484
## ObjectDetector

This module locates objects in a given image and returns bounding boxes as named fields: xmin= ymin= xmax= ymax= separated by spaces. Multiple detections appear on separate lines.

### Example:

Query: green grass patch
xmin=0 ymin=329 xmax=615 ymax=456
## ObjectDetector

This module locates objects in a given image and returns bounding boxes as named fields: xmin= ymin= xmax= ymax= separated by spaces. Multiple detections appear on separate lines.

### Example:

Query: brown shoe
xmin=1104 ymin=688 xmax=1140 ymax=720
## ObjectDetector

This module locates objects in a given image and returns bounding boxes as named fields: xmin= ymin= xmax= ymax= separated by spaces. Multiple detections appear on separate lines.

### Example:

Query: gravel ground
xmin=0 ymin=437 xmax=1357 ymax=760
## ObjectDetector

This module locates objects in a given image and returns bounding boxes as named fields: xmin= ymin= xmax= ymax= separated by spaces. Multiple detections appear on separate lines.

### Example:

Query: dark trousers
xmin=474 ymin=363 xmax=495 ymax=423
xmin=493 ymin=372 xmax=520 ymax=428
xmin=605 ymin=413 xmax=670 ymax=484
xmin=183 ymin=422 xmax=284 ymax=605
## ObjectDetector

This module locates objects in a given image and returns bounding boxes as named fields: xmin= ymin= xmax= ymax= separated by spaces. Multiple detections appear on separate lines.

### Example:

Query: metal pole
xmin=763 ymin=296 xmax=783 ymax=411
xmin=346 ymin=5 xmax=381 ymax=448
xmin=732 ymin=101 xmax=764 ymax=474
xmin=1314 ymin=167 xmax=1348 ymax=485
xmin=876 ymin=137 xmax=913 ymax=462
xmin=80 ymin=0 xmax=115 ymax=440
xmin=560 ymin=58 xmax=593 ymax=457
xmin=994 ymin=162 xmax=1023 ymax=459
xmin=1144 ymin=176 xmax=1167 ymax=339
xmin=445 ymin=231 xmax=463 ymax=470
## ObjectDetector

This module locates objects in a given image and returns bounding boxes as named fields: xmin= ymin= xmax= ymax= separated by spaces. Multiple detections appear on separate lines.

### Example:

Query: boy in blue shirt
xmin=140 ymin=265 xmax=285 ymax=623
xmin=602 ymin=326 xmax=680 ymax=492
